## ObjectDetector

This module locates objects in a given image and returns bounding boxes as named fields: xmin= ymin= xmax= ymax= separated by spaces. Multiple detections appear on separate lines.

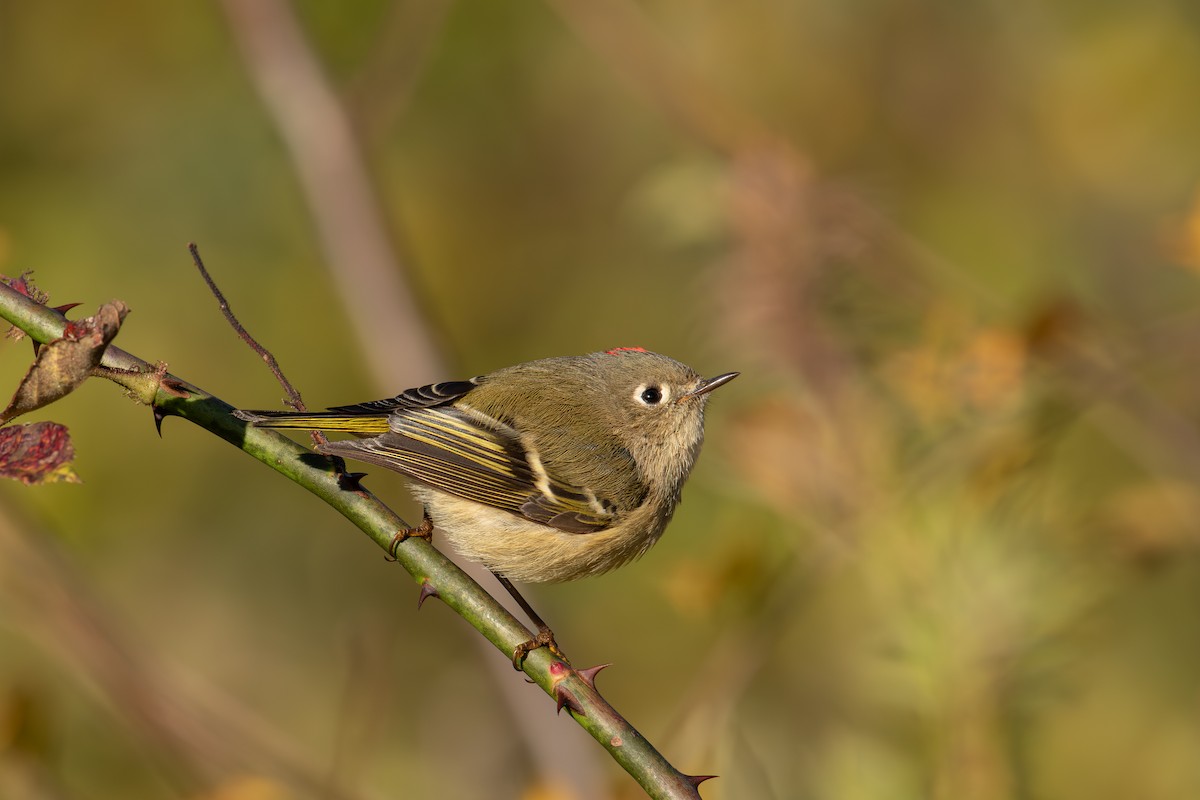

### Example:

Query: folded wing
xmin=318 ymin=406 xmax=624 ymax=534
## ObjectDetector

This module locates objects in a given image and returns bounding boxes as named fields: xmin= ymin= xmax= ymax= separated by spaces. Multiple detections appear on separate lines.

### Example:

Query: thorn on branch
xmin=575 ymin=663 xmax=611 ymax=691
xmin=554 ymin=684 xmax=584 ymax=717
xmin=416 ymin=580 xmax=439 ymax=610
xmin=685 ymin=775 xmax=717 ymax=789
xmin=547 ymin=660 xmax=586 ymax=715
xmin=336 ymin=471 xmax=368 ymax=492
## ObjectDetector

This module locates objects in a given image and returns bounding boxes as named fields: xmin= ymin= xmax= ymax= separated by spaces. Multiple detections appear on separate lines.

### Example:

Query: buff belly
xmin=412 ymin=486 xmax=670 ymax=583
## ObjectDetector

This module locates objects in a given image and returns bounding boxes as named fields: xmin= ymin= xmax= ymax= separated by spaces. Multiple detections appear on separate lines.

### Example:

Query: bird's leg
xmin=387 ymin=510 xmax=434 ymax=559
xmin=493 ymin=573 xmax=564 ymax=670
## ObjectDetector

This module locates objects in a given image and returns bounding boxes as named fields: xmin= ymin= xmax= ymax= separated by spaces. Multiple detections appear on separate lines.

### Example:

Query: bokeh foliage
xmin=4 ymin=1 xmax=1200 ymax=798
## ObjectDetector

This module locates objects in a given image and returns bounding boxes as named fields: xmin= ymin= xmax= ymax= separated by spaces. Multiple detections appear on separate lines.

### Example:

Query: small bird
xmin=236 ymin=348 xmax=737 ymax=665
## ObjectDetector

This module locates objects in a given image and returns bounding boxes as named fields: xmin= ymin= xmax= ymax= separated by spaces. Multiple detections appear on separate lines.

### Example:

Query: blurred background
xmin=4 ymin=1 xmax=1200 ymax=798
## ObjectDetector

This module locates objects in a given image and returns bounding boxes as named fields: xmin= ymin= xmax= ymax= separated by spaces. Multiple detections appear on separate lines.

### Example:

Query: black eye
xmin=640 ymin=386 xmax=663 ymax=405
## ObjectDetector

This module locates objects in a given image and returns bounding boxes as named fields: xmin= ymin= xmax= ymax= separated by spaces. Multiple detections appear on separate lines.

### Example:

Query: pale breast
xmin=412 ymin=485 xmax=673 ymax=583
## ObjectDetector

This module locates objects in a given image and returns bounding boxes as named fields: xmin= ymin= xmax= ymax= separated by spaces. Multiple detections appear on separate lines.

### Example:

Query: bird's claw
xmin=511 ymin=627 xmax=562 ymax=670
xmin=386 ymin=512 xmax=434 ymax=560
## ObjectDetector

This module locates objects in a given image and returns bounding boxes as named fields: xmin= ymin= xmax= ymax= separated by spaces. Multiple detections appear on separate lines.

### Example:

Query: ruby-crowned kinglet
xmin=236 ymin=348 xmax=737 ymax=662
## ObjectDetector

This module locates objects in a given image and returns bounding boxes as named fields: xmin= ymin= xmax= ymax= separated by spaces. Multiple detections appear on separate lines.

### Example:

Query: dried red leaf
xmin=0 ymin=422 xmax=80 ymax=485
xmin=2 ymin=272 xmax=49 ymax=305
xmin=62 ymin=318 xmax=89 ymax=340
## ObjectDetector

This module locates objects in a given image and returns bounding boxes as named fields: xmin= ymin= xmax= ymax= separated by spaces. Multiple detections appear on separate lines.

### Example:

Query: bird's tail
xmin=233 ymin=408 xmax=392 ymax=435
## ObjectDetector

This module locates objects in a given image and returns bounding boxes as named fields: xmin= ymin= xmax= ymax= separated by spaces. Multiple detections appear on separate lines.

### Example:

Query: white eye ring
xmin=634 ymin=384 xmax=669 ymax=405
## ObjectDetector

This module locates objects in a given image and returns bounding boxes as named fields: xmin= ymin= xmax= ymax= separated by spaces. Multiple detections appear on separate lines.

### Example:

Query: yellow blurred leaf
xmin=724 ymin=392 xmax=866 ymax=523
xmin=883 ymin=316 xmax=1027 ymax=424
xmin=1160 ymin=187 xmax=1200 ymax=272
xmin=1104 ymin=480 xmax=1200 ymax=561
xmin=192 ymin=776 xmax=290 ymax=800
xmin=521 ymin=781 xmax=583 ymax=800
xmin=962 ymin=329 xmax=1025 ymax=412
xmin=1037 ymin=10 xmax=1200 ymax=202
xmin=661 ymin=558 xmax=723 ymax=618
xmin=660 ymin=542 xmax=772 ymax=618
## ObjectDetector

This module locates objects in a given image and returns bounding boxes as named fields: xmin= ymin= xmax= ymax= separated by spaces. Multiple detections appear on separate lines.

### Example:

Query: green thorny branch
xmin=0 ymin=278 xmax=713 ymax=800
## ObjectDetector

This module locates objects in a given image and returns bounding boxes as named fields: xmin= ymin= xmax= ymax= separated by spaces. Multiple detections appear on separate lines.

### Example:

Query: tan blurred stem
xmin=218 ymin=0 xmax=444 ymax=391
xmin=217 ymin=2 xmax=612 ymax=795
xmin=0 ymin=498 xmax=376 ymax=800
xmin=0 ymin=285 xmax=706 ymax=798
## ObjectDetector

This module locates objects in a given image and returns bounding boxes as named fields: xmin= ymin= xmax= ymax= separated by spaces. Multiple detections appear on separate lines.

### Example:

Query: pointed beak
xmin=683 ymin=371 xmax=739 ymax=399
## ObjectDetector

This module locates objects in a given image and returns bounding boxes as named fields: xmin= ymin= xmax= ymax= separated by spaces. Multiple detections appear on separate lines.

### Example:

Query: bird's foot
xmin=512 ymin=626 xmax=564 ymax=670
xmin=386 ymin=511 xmax=434 ymax=560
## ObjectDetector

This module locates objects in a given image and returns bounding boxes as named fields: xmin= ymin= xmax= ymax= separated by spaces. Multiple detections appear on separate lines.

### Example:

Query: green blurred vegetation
xmin=4 ymin=1 xmax=1200 ymax=798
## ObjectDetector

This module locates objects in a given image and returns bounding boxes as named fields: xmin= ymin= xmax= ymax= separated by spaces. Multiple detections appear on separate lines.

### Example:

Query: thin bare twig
xmin=190 ymin=243 xmax=332 ymax=450
xmin=189 ymin=244 xmax=304 ymax=413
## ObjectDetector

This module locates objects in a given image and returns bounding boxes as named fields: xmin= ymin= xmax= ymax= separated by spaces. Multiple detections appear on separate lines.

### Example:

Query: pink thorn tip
xmin=605 ymin=346 xmax=648 ymax=355
xmin=575 ymin=663 xmax=611 ymax=690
